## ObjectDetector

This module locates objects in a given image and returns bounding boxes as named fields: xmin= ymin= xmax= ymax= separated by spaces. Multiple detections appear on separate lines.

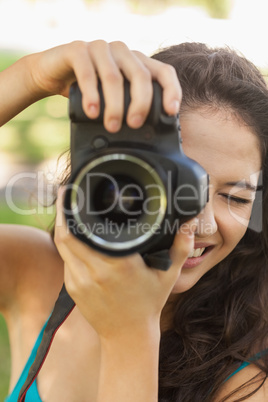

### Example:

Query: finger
xmin=54 ymin=188 xmax=88 ymax=274
xmin=133 ymin=51 xmax=182 ymax=116
xmin=65 ymin=41 xmax=100 ymax=119
xmin=54 ymin=186 xmax=94 ymax=262
xmin=87 ymin=40 xmax=125 ymax=133
xmin=169 ymin=218 xmax=198 ymax=268
xmin=54 ymin=222 xmax=91 ymax=298
xmin=110 ymin=41 xmax=154 ymax=129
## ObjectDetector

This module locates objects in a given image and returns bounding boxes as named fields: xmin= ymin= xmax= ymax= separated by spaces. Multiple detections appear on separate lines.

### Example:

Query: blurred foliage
xmin=1 ymin=96 xmax=69 ymax=165
xmin=0 ymin=51 xmax=24 ymax=72
xmin=184 ymin=0 xmax=232 ymax=18
xmin=0 ymin=202 xmax=56 ymax=231
xmin=122 ymin=0 xmax=232 ymax=18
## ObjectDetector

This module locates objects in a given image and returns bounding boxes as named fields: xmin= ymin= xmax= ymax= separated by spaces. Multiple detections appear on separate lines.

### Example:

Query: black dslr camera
xmin=64 ymin=81 xmax=208 ymax=259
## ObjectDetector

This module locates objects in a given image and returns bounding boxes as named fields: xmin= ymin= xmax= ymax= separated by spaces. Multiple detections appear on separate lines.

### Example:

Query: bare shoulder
xmin=215 ymin=363 xmax=268 ymax=401
xmin=0 ymin=223 xmax=58 ymax=256
xmin=0 ymin=224 xmax=64 ymax=314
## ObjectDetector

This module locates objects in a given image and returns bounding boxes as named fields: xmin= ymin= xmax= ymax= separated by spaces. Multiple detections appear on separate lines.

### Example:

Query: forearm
xmin=97 ymin=326 xmax=161 ymax=402
xmin=0 ymin=53 xmax=44 ymax=126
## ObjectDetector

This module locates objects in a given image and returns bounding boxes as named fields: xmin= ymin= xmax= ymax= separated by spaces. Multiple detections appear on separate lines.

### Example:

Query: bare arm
xmin=0 ymin=55 xmax=40 ymax=126
xmin=0 ymin=225 xmax=63 ymax=316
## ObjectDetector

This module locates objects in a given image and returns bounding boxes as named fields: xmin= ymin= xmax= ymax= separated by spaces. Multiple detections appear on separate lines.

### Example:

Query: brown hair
xmin=152 ymin=43 xmax=268 ymax=401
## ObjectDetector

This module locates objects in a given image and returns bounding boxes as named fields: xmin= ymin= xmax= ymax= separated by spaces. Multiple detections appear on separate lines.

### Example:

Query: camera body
xmin=64 ymin=81 xmax=209 ymax=257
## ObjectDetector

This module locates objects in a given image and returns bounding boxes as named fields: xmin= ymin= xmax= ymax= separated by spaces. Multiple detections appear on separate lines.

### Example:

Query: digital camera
xmin=64 ymin=80 xmax=209 ymax=258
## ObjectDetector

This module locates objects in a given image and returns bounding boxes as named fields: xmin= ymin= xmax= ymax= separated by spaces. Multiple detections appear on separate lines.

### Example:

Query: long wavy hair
xmin=151 ymin=43 xmax=268 ymax=401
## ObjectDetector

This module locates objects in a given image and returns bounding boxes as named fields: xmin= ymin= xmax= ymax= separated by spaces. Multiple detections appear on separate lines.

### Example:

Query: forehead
xmin=180 ymin=108 xmax=261 ymax=186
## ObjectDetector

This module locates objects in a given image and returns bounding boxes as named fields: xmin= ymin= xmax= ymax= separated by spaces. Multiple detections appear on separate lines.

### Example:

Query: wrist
xmin=97 ymin=325 xmax=161 ymax=402
xmin=0 ymin=54 xmax=47 ymax=126
xmin=98 ymin=314 xmax=162 ymax=344
xmin=99 ymin=322 xmax=161 ymax=350
xmin=23 ymin=52 xmax=51 ymax=100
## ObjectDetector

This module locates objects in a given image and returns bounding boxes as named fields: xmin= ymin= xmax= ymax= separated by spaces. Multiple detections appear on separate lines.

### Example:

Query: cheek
xmin=225 ymin=203 xmax=253 ymax=228
xmin=217 ymin=208 xmax=250 ymax=253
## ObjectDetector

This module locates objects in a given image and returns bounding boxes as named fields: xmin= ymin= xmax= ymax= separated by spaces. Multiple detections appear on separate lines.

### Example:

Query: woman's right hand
xmin=1 ymin=40 xmax=181 ymax=128
xmin=29 ymin=40 xmax=182 ymax=132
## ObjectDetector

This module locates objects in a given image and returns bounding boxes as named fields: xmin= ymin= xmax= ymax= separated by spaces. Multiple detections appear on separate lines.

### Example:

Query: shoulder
xmin=0 ymin=223 xmax=59 ymax=262
xmin=215 ymin=363 xmax=268 ymax=401
xmin=0 ymin=224 xmax=64 ymax=315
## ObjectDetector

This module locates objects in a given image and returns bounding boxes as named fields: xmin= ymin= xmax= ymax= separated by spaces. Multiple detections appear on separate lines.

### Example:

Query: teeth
xmin=188 ymin=247 xmax=205 ymax=258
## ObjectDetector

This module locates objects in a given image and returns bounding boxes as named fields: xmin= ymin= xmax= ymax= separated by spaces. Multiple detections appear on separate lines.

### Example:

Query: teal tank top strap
xmin=5 ymin=317 xmax=50 ymax=402
xmin=225 ymin=348 xmax=268 ymax=382
xmin=24 ymin=379 xmax=42 ymax=402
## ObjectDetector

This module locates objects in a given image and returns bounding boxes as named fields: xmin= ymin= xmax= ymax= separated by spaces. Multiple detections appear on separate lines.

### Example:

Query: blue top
xmin=5 ymin=318 xmax=50 ymax=402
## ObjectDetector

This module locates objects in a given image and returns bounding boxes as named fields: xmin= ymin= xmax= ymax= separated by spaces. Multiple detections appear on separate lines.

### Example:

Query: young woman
xmin=1 ymin=39 xmax=268 ymax=402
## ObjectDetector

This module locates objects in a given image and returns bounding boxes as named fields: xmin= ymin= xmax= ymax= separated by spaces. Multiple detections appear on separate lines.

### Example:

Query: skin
xmin=0 ymin=40 xmax=267 ymax=401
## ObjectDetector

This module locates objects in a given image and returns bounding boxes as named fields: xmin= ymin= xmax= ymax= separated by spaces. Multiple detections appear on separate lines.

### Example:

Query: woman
xmin=1 ymin=40 xmax=268 ymax=401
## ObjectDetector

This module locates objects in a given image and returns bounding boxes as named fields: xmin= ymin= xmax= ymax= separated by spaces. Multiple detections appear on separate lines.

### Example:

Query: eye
xmin=220 ymin=194 xmax=252 ymax=205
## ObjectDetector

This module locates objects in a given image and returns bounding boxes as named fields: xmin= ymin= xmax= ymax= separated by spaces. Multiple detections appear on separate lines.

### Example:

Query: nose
xmin=195 ymin=198 xmax=218 ymax=237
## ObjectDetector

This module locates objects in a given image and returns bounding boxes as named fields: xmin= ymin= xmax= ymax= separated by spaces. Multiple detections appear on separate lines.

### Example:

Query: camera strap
xmin=17 ymin=251 xmax=171 ymax=401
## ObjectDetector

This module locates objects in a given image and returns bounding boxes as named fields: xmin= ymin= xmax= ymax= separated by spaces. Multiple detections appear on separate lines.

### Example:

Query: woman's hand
xmin=54 ymin=188 xmax=196 ymax=340
xmin=0 ymin=40 xmax=181 ymax=128
xmin=30 ymin=40 xmax=182 ymax=131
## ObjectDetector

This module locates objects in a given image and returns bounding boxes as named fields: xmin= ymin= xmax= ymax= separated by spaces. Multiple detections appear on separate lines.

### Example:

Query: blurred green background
xmin=0 ymin=51 xmax=69 ymax=400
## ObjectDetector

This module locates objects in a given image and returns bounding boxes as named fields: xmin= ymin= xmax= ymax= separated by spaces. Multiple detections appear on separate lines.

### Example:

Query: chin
xmin=171 ymin=269 xmax=208 ymax=294
xmin=171 ymin=280 xmax=197 ymax=294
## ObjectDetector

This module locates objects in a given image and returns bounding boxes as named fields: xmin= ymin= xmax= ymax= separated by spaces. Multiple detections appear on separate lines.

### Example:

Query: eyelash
xmin=220 ymin=194 xmax=252 ymax=205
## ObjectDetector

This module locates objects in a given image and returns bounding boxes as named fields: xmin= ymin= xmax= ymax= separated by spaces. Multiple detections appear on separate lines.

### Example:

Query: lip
xmin=182 ymin=244 xmax=215 ymax=269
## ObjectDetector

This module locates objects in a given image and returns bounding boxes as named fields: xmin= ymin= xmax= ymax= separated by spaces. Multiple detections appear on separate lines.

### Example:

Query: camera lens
xmin=69 ymin=153 xmax=167 ymax=252
xmin=94 ymin=174 xmax=144 ymax=224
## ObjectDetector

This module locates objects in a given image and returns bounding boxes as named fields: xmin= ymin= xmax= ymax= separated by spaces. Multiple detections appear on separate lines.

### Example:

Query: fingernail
xmin=170 ymin=99 xmax=180 ymax=113
xmin=129 ymin=114 xmax=144 ymax=127
xmin=108 ymin=118 xmax=120 ymax=132
xmin=88 ymin=104 xmax=99 ymax=118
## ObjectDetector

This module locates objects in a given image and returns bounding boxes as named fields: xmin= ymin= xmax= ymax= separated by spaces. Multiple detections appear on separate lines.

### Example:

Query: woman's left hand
xmin=54 ymin=188 xmax=195 ymax=340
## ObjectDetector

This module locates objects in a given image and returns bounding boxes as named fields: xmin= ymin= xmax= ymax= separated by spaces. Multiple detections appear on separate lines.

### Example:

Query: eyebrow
xmin=225 ymin=181 xmax=259 ymax=192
